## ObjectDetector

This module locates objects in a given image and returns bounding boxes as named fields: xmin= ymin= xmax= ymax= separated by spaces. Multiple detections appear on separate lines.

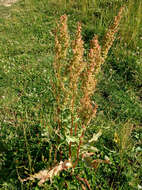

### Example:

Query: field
xmin=0 ymin=0 xmax=142 ymax=189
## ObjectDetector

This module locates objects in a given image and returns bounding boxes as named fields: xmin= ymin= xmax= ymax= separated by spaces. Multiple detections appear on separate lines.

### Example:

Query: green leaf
xmin=66 ymin=135 xmax=79 ymax=144
xmin=0 ymin=140 xmax=8 ymax=152
xmin=82 ymin=144 xmax=99 ymax=152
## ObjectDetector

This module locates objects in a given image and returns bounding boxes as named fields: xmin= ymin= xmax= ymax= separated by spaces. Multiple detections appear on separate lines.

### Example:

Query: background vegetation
xmin=0 ymin=0 xmax=141 ymax=189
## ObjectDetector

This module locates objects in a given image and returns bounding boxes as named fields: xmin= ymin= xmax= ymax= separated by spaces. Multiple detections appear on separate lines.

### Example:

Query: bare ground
xmin=0 ymin=0 xmax=18 ymax=7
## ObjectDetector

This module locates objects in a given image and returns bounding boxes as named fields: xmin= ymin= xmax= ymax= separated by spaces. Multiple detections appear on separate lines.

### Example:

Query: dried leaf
xmin=76 ymin=175 xmax=92 ymax=190
xmin=21 ymin=160 xmax=72 ymax=186
xmin=89 ymin=130 xmax=102 ymax=143
xmin=82 ymin=152 xmax=94 ymax=159
xmin=83 ymin=157 xmax=110 ymax=169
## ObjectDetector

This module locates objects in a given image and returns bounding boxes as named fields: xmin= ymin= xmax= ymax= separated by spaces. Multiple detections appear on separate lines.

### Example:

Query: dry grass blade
xmin=76 ymin=175 xmax=92 ymax=190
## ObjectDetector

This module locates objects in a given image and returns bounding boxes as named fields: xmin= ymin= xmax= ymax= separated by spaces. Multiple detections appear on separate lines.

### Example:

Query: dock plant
xmin=22 ymin=7 xmax=124 ymax=187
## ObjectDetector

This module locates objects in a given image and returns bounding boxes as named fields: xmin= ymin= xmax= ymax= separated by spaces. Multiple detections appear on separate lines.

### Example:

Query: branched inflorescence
xmin=101 ymin=7 xmax=124 ymax=60
xmin=22 ymin=8 xmax=124 ymax=186
xmin=49 ymin=7 xmax=124 ymax=183
xmin=54 ymin=7 xmax=124 ymax=163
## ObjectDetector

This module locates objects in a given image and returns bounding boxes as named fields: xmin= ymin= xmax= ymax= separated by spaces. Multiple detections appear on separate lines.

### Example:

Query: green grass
xmin=0 ymin=0 xmax=142 ymax=189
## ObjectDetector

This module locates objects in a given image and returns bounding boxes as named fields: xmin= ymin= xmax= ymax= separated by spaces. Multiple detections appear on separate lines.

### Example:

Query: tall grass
xmin=51 ymin=0 xmax=142 ymax=48
xmin=120 ymin=0 xmax=142 ymax=48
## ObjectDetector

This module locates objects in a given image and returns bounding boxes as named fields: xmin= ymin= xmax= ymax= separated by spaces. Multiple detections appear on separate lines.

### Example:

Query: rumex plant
xmin=22 ymin=7 xmax=124 ymax=187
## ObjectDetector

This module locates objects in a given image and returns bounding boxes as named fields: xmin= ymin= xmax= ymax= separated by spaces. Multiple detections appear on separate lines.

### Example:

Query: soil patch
xmin=0 ymin=0 xmax=18 ymax=7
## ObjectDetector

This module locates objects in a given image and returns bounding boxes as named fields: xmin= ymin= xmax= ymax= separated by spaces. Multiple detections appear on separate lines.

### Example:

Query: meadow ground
xmin=0 ymin=0 xmax=142 ymax=189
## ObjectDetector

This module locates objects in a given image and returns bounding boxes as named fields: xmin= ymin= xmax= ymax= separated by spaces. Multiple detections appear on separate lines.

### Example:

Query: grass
xmin=0 ymin=0 xmax=142 ymax=189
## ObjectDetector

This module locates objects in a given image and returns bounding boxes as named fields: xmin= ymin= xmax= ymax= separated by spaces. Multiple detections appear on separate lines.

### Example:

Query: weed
xmin=20 ymin=8 xmax=124 ymax=187
xmin=0 ymin=0 xmax=141 ymax=189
